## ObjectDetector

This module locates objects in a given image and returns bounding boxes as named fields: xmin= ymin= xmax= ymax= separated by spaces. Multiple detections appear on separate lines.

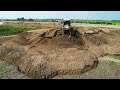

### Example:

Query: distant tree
xmin=17 ymin=17 xmax=25 ymax=21
xmin=52 ymin=19 xmax=56 ymax=22
xmin=21 ymin=17 xmax=25 ymax=21
xmin=28 ymin=18 xmax=34 ymax=21
xmin=17 ymin=18 xmax=20 ymax=21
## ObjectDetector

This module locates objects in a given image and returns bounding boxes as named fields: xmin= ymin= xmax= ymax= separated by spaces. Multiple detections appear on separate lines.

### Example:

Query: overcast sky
xmin=0 ymin=11 xmax=120 ymax=20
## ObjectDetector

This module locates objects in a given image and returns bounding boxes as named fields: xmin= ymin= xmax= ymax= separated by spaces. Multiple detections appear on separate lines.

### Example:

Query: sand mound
xmin=0 ymin=27 xmax=120 ymax=79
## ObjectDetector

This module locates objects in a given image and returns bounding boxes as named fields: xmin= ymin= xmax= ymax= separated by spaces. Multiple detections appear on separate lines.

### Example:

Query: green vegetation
xmin=0 ymin=18 xmax=57 ymax=22
xmin=0 ymin=64 xmax=4 ymax=73
xmin=0 ymin=22 xmax=53 ymax=36
xmin=102 ymin=60 xmax=120 ymax=66
xmin=1 ymin=18 xmax=120 ymax=25
xmin=71 ymin=20 xmax=120 ymax=25
xmin=108 ymin=54 xmax=120 ymax=60
xmin=0 ymin=61 xmax=6 ymax=74
xmin=0 ymin=25 xmax=32 ymax=36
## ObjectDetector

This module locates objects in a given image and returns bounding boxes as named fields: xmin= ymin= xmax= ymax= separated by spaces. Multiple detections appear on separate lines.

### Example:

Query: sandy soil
xmin=0 ymin=26 xmax=120 ymax=79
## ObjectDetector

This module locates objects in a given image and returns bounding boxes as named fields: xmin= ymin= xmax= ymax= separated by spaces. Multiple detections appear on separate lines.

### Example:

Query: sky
xmin=0 ymin=11 xmax=120 ymax=20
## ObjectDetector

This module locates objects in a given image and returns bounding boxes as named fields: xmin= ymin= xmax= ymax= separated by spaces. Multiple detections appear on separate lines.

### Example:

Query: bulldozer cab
xmin=62 ymin=19 xmax=71 ymax=30
xmin=63 ymin=20 xmax=70 ymax=26
xmin=57 ymin=18 xmax=74 ymax=37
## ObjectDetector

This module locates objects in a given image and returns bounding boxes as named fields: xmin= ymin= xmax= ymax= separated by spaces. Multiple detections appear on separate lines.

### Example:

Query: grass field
xmin=0 ymin=25 xmax=33 ymax=36
xmin=71 ymin=20 xmax=120 ymax=25
xmin=0 ymin=24 xmax=53 ymax=36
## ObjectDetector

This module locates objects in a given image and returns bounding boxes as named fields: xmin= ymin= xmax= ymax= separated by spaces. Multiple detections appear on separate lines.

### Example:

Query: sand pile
xmin=0 ymin=27 xmax=120 ymax=79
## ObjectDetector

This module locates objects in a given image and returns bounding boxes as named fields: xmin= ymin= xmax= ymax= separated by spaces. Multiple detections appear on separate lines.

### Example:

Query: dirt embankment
xmin=2 ymin=22 xmax=57 ymax=29
xmin=0 ymin=27 xmax=120 ymax=79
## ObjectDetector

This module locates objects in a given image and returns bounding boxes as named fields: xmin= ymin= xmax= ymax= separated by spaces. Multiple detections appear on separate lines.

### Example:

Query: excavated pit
xmin=0 ymin=27 xmax=120 ymax=79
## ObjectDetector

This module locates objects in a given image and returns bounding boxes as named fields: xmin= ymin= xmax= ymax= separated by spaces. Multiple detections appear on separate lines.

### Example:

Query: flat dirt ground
xmin=0 ymin=60 xmax=30 ymax=79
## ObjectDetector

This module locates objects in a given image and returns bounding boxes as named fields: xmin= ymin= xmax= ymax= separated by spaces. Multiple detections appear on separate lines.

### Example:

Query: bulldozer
xmin=46 ymin=18 xmax=76 ymax=38
xmin=57 ymin=18 xmax=74 ymax=37
xmin=62 ymin=18 xmax=71 ymax=30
